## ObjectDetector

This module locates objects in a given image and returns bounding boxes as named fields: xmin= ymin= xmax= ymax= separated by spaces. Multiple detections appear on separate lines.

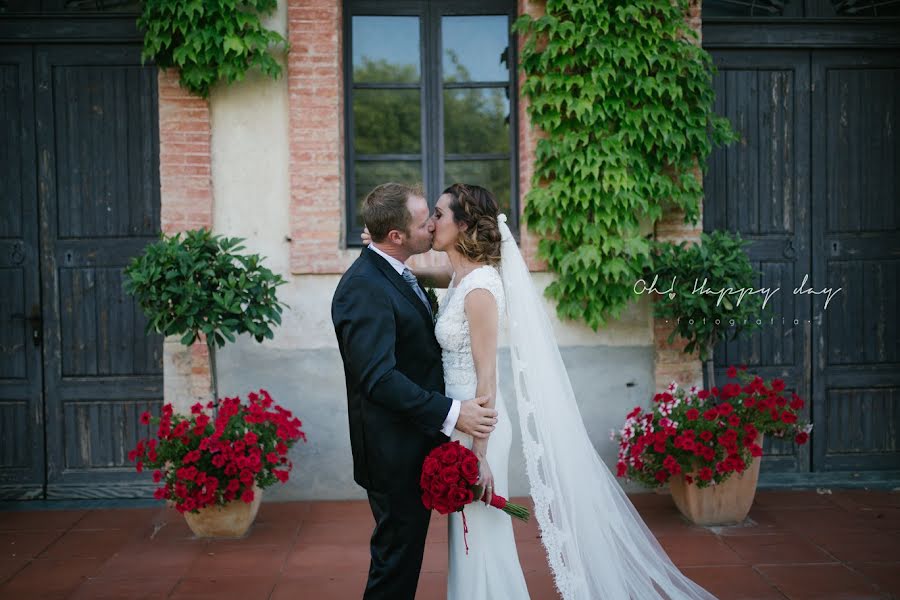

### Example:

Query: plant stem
xmin=206 ymin=338 xmax=218 ymax=404
xmin=705 ymin=340 xmax=716 ymax=390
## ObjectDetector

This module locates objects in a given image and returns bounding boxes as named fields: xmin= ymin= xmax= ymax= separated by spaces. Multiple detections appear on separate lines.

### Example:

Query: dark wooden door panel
xmin=811 ymin=50 xmax=900 ymax=473
xmin=704 ymin=50 xmax=813 ymax=475
xmin=0 ymin=46 xmax=44 ymax=499
xmin=34 ymin=45 xmax=163 ymax=498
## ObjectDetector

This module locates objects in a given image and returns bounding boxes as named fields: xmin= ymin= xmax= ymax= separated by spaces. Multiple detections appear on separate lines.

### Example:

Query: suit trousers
xmin=363 ymin=486 xmax=432 ymax=600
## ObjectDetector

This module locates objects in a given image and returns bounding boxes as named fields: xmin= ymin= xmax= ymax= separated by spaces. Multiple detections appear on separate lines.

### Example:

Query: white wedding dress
xmin=431 ymin=215 xmax=719 ymax=600
xmin=435 ymin=265 xmax=531 ymax=600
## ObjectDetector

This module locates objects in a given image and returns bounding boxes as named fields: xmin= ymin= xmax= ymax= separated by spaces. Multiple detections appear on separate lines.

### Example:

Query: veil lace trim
xmin=497 ymin=214 xmax=718 ymax=600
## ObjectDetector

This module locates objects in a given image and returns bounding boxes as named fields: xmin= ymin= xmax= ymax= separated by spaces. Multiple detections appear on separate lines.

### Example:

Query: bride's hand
xmin=476 ymin=458 xmax=495 ymax=505
xmin=360 ymin=227 xmax=371 ymax=246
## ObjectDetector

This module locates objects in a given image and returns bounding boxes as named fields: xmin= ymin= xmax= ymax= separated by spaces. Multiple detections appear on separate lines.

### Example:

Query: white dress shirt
xmin=368 ymin=244 xmax=461 ymax=437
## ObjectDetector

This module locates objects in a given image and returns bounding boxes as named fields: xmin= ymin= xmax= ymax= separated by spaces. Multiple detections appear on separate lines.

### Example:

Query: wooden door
xmin=34 ymin=45 xmax=163 ymax=498
xmin=703 ymin=50 xmax=813 ymax=475
xmin=810 ymin=50 xmax=900 ymax=475
xmin=0 ymin=46 xmax=44 ymax=500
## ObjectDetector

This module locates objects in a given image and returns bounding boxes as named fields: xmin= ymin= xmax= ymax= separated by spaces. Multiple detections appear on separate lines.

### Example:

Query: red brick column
xmin=286 ymin=0 xmax=354 ymax=274
xmin=653 ymin=0 xmax=705 ymax=393
xmin=517 ymin=0 xmax=547 ymax=272
xmin=158 ymin=70 xmax=214 ymax=410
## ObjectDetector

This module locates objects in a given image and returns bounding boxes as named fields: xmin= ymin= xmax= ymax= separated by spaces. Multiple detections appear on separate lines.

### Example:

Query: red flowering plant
xmin=613 ymin=365 xmax=812 ymax=489
xmin=128 ymin=389 xmax=306 ymax=513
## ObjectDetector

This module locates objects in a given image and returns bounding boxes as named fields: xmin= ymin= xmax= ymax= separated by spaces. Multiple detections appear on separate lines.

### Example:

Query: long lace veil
xmin=497 ymin=214 xmax=718 ymax=600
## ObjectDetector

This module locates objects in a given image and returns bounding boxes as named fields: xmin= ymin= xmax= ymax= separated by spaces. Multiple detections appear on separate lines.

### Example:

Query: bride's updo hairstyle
xmin=442 ymin=183 xmax=502 ymax=266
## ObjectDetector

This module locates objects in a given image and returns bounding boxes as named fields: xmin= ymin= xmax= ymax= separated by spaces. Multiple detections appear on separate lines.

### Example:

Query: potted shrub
xmin=124 ymin=228 xmax=287 ymax=401
xmin=651 ymin=230 xmax=769 ymax=388
xmin=614 ymin=365 xmax=812 ymax=525
xmin=129 ymin=389 xmax=306 ymax=538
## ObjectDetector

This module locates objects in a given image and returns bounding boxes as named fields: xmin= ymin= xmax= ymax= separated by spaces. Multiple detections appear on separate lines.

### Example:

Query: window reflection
xmin=445 ymin=160 xmax=511 ymax=216
xmin=442 ymin=16 xmax=509 ymax=82
xmin=354 ymin=89 xmax=421 ymax=154
xmin=444 ymin=89 xmax=509 ymax=155
xmin=353 ymin=16 xmax=421 ymax=83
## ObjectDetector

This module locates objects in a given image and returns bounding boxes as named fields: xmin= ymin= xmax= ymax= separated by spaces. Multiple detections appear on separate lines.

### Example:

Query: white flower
xmin=667 ymin=381 xmax=678 ymax=393
xmin=803 ymin=423 xmax=814 ymax=434
xmin=609 ymin=428 xmax=618 ymax=441
xmin=689 ymin=385 xmax=699 ymax=395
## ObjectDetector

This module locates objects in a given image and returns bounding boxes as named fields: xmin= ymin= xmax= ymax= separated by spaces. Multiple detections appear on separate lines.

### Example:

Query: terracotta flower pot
xmin=183 ymin=485 xmax=263 ymax=538
xmin=668 ymin=434 xmax=763 ymax=526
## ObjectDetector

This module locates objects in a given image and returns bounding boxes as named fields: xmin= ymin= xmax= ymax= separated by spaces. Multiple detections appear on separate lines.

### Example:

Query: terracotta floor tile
xmin=73 ymin=507 xmax=158 ymax=530
xmin=855 ymin=506 xmax=900 ymax=531
xmin=0 ymin=530 xmax=65 ymax=559
xmin=658 ymin=534 xmax=746 ymax=567
xmin=682 ymin=565 xmax=786 ymax=599
xmin=514 ymin=534 xmax=553 ymax=574
xmin=271 ymin=575 xmax=366 ymax=600
xmin=295 ymin=519 xmax=371 ymax=546
xmin=190 ymin=543 xmax=290 ymax=577
xmin=723 ymin=533 xmax=835 ymax=565
xmin=0 ymin=557 xmax=104 ymax=599
xmin=813 ymin=531 xmax=900 ymax=563
xmin=753 ymin=491 xmax=836 ymax=509
xmin=129 ymin=512 xmax=202 ymax=545
xmin=828 ymin=490 xmax=900 ymax=510
xmin=254 ymin=499 xmax=311 ymax=524
xmin=38 ymin=528 xmax=134 ymax=559
xmin=758 ymin=563 xmax=888 ymax=600
xmin=204 ymin=521 xmax=299 ymax=550
xmin=0 ymin=557 xmax=29 ymax=583
xmin=68 ymin=575 xmax=180 ymax=600
xmin=283 ymin=543 xmax=371 ymax=576
xmin=426 ymin=513 xmax=449 ymax=543
xmin=415 ymin=571 xmax=447 ymax=599
xmin=638 ymin=507 xmax=719 ymax=537
xmin=712 ymin=509 xmax=787 ymax=536
xmin=305 ymin=499 xmax=377 ymax=523
xmin=771 ymin=507 xmax=875 ymax=537
xmin=93 ymin=543 xmax=204 ymax=580
xmin=628 ymin=490 xmax=678 ymax=511
xmin=168 ymin=575 xmax=276 ymax=600
xmin=524 ymin=570 xmax=562 ymax=600
xmin=0 ymin=510 xmax=86 ymax=531
xmin=0 ymin=491 xmax=896 ymax=600
xmin=850 ymin=562 xmax=900 ymax=598
xmin=421 ymin=540 xmax=448 ymax=573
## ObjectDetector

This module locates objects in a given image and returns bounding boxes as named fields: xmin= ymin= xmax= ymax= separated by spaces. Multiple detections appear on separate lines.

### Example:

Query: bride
xmin=366 ymin=183 xmax=717 ymax=600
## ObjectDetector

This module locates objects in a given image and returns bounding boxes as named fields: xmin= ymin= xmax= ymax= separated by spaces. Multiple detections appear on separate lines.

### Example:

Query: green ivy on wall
xmin=515 ymin=0 xmax=737 ymax=330
xmin=139 ymin=0 xmax=288 ymax=98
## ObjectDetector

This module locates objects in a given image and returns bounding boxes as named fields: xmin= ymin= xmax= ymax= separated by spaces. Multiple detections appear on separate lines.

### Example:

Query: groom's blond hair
xmin=362 ymin=182 xmax=423 ymax=242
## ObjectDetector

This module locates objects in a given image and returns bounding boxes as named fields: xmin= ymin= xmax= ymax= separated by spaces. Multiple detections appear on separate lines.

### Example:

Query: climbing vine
xmin=515 ymin=0 xmax=737 ymax=329
xmin=138 ymin=0 xmax=288 ymax=98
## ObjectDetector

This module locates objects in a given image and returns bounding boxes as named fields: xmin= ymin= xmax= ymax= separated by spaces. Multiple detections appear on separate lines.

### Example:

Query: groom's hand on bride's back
xmin=455 ymin=396 xmax=497 ymax=439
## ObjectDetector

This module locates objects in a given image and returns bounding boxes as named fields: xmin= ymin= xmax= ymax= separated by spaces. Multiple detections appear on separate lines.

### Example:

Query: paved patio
xmin=0 ymin=489 xmax=897 ymax=599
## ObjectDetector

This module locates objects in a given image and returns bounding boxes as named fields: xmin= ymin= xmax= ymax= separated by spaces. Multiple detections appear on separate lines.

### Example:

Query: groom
xmin=331 ymin=183 xmax=498 ymax=599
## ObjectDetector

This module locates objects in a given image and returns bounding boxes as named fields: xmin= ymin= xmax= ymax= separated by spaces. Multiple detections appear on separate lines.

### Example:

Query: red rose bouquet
xmin=614 ymin=365 xmax=812 ymax=489
xmin=420 ymin=441 xmax=529 ymax=551
xmin=128 ymin=389 xmax=306 ymax=513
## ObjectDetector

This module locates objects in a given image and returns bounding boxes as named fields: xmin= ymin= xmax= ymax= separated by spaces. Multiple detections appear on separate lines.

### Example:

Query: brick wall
xmin=286 ymin=0 xmax=354 ymax=274
xmin=653 ymin=0 xmax=705 ymax=393
xmin=158 ymin=70 xmax=214 ymax=411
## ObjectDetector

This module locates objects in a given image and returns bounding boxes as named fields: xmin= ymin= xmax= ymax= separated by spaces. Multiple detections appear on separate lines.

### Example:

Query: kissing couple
xmin=331 ymin=182 xmax=718 ymax=600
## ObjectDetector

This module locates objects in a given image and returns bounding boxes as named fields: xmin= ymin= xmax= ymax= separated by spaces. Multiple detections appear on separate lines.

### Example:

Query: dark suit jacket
xmin=331 ymin=247 xmax=452 ymax=492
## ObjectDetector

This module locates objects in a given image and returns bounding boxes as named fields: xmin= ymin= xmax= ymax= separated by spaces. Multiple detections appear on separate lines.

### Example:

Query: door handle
xmin=10 ymin=305 xmax=41 ymax=347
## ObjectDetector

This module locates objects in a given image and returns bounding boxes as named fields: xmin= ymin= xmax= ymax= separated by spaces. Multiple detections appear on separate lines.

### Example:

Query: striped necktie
xmin=401 ymin=267 xmax=432 ymax=317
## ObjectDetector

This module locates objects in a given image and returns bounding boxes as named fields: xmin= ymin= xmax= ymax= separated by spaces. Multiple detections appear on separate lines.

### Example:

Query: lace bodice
xmin=434 ymin=266 xmax=505 ymax=388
